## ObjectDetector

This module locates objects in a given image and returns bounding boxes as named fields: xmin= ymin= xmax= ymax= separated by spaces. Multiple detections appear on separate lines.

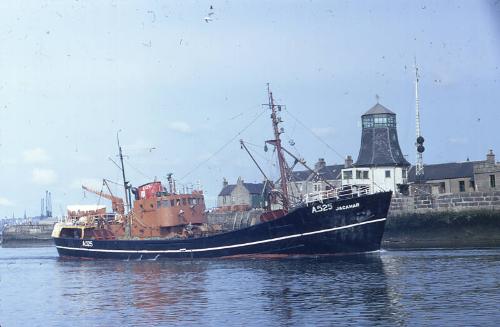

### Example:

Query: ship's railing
xmin=304 ymin=184 xmax=371 ymax=205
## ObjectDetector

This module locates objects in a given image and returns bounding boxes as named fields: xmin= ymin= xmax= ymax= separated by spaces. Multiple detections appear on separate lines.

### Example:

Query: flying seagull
xmin=204 ymin=12 xmax=214 ymax=23
xmin=204 ymin=5 xmax=215 ymax=22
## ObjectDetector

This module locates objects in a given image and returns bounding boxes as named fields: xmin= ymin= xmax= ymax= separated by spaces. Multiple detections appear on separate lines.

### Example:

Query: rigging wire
xmin=179 ymin=106 xmax=266 ymax=182
xmin=282 ymin=107 xmax=345 ymax=161
xmin=243 ymin=141 xmax=275 ymax=164
xmin=125 ymin=160 xmax=153 ymax=180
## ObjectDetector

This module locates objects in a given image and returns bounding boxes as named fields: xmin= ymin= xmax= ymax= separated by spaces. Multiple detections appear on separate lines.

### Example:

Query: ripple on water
xmin=0 ymin=248 xmax=500 ymax=326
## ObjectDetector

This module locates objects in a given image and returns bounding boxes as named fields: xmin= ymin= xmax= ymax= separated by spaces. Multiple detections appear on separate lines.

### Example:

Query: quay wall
xmin=384 ymin=191 xmax=500 ymax=248
xmin=1 ymin=223 xmax=54 ymax=244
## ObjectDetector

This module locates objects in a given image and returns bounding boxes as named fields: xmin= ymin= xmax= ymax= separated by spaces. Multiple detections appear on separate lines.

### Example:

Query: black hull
xmin=54 ymin=192 xmax=391 ymax=259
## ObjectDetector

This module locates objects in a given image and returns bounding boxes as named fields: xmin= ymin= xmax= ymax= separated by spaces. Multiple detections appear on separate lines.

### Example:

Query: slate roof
xmin=244 ymin=182 xmax=267 ymax=194
xmin=363 ymin=103 xmax=395 ymax=116
xmin=355 ymin=127 xmax=411 ymax=167
xmin=291 ymin=164 xmax=344 ymax=182
xmin=408 ymin=161 xmax=478 ymax=182
xmin=218 ymin=185 xmax=236 ymax=196
xmin=218 ymin=182 xmax=267 ymax=196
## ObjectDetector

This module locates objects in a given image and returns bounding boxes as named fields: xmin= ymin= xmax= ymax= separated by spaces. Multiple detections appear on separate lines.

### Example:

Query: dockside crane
xmin=82 ymin=180 xmax=125 ymax=214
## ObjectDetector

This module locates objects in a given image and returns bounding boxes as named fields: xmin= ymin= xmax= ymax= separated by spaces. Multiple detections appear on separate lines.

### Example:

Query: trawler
xmin=52 ymin=87 xmax=391 ymax=259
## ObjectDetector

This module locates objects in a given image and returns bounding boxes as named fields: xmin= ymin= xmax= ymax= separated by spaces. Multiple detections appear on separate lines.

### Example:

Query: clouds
xmin=23 ymin=147 xmax=50 ymax=164
xmin=21 ymin=148 xmax=57 ymax=185
xmin=32 ymin=168 xmax=57 ymax=185
xmin=167 ymin=121 xmax=192 ymax=134
xmin=0 ymin=197 xmax=13 ymax=207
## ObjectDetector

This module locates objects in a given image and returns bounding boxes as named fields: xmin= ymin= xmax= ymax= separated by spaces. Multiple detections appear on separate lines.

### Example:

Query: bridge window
xmin=158 ymin=200 xmax=171 ymax=208
xmin=60 ymin=228 xmax=82 ymax=239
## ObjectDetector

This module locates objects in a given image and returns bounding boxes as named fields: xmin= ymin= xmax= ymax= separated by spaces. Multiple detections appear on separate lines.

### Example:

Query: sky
xmin=0 ymin=0 xmax=499 ymax=217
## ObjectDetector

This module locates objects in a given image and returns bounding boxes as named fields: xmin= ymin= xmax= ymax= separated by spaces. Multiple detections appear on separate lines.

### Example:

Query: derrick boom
xmin=82 ymin=185 xmax=125 ymax=214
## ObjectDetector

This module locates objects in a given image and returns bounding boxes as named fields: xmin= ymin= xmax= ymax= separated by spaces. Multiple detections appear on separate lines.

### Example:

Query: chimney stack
xmin=314 ymin=158 xmax=326 ymax=171
xmin=223 ymin=177 xmax=228 ymax=188
xmin=345 ymin=155 xmax=353 ymax=168
xmin=486 ymin=149 xmax=495 ymax=164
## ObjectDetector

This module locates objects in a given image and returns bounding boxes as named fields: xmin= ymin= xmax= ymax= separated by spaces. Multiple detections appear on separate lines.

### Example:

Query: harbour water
xmin=0 ymin=246 xmax=499 ymax=326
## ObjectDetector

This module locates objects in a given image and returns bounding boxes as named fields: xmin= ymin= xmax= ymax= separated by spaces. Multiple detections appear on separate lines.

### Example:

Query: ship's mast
xmin=117 ymin=131 xmax=130 ymax=213
xmin=414 ymin=59 xmax=425 ymax=178
xmin=266 ymin=84 xmax=289 ymax=212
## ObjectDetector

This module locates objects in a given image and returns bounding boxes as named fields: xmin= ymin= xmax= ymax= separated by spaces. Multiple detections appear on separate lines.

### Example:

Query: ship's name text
xmin=312 ymin=202 xmax=360 ymax=214
xmin=82 ymin=240 xmax=93 ymax=248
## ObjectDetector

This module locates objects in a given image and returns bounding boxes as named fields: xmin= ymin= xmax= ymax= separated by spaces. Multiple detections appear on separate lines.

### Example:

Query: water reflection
xmin=2 ymin=248 xmax=500 ymax=326
xmin=52 ymin=255 xmax=409 ymax=325
xmin=217 ymin=254 xmax=406 ymax=326
xmin=55 ymin=259 xmax=210 ymax=325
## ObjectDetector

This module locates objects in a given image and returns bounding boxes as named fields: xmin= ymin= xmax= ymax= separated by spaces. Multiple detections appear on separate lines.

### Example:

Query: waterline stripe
xmin=56 ymin=218 xmax=386 ymax=254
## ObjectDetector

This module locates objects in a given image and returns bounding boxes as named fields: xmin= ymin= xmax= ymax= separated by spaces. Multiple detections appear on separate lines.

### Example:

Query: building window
xmin=363 ymin=114 xmax=397 ymax=128
xmin=385 ymin=170 xmax=391 ymax=178
xmin=402 ymin=169 xmax=407 ymax=179
xmin=439 ymin=182 xmax=446 ymax=194
xmin=459 ymin=181 xmax=465 ymax=192
xmin=343 ymin=170 xmax=352 ymax=180
xmin=362 ymin=116 xmax=374 ymax=128
xmin=354 ymin=170 xmax=369 ymax=180
xmin=491 ymin=175 xmax=496 ymax=188
xmin=313 ymin=183 xmax=321 ymax=192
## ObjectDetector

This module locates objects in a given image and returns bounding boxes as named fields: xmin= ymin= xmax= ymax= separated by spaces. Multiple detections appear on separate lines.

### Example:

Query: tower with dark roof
xmin=342 ymin=102 xmax=410 ymax=194
xmin=355 ymin=103 xmax=410 ymax=167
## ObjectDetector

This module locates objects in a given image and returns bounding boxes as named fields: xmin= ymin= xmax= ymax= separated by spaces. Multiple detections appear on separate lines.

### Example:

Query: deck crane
xmin=82 ymin=179 xmax=125 ymax=214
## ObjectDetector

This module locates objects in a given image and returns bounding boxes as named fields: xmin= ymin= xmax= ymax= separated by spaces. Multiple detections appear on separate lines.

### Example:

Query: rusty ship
xmin=52 ymin=87 xmax=392 ymax=259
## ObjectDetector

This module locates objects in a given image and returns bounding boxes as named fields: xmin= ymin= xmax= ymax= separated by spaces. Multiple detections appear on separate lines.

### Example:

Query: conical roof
xmin=362 ymin=103 xmax=395 ymax=116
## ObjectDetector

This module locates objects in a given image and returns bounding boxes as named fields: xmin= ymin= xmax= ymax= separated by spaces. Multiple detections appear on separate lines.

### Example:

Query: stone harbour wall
xmin=389 ymin=191 xmax=500 ymax=214
xmin=1 ymin=223 xmax=55 ymax=244
xmin=384 ymin=190 xmax=500 ymax=248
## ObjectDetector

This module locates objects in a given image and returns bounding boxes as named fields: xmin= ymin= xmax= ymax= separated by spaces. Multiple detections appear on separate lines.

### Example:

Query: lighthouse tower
xmin=342 ymin=102 xmax=410 ymax=193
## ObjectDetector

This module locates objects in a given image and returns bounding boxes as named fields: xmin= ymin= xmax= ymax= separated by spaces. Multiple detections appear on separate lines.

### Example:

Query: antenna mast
xmin=266 ymin=84 xmax=289 ymax=212
xmin=414 ymin=59 xmax=425 ymax=178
